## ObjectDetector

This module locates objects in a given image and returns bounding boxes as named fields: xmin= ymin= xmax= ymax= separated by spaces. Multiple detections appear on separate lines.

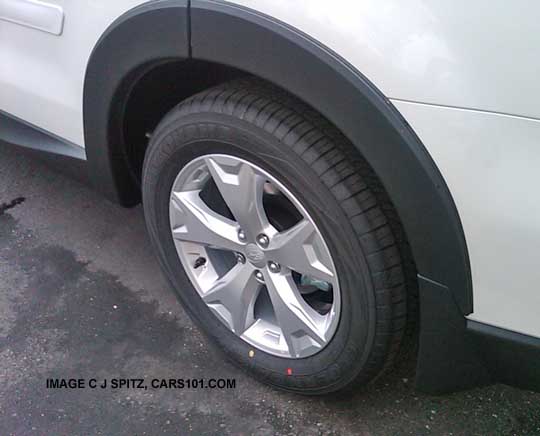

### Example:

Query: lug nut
xmin=238 ymin=229 xmax=247 ymax=242
xmin=256 ymin=234 xmax=269 ymax=248
xmin=236 ymin=253 xmax=246 ymax=264
xmin=268 ymin=261 xmax=281 ymax=273
xmin=254 ymin=270 xmax=265 ymax=282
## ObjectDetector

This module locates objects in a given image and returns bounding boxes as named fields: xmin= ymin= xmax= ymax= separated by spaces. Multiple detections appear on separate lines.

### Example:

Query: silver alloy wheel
xmin=169 ymin=154 xmax=341 ymax=358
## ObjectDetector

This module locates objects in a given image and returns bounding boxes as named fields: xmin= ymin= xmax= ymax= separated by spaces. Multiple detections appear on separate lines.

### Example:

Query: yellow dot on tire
xmin=248 ymin=350 xmax=255 ymax=358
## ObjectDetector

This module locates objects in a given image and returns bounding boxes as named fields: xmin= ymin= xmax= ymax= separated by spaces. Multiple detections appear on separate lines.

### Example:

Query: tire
xmin=142 ymin=78 xmax=412 ymax=394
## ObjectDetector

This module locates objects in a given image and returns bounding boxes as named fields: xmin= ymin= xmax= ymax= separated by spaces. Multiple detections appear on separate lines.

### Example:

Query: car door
xmin=0 ymin=0 xmax=150 ymax=148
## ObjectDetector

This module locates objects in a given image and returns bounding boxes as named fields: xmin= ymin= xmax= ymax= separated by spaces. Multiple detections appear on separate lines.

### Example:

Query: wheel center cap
xmin=245 ymin=243 xmax=266 ymax=267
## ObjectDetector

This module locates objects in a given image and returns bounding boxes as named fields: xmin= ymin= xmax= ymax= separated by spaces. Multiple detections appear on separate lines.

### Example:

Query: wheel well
xmin=122 ymin=59 xmax=246 ymax=186
xmin=122 ymin=62 xmax=420 ymax=347
xmin=84 ymin=0 xmax=471 ymax=319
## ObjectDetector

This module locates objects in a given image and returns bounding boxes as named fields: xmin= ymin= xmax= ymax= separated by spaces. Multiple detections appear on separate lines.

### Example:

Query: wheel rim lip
xmin=169 ymin=153 xmax=341 ymax=359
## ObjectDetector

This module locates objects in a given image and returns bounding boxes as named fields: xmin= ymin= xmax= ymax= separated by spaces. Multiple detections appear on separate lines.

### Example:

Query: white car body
xmin=1 ymin=0 xmax=539 ymax=392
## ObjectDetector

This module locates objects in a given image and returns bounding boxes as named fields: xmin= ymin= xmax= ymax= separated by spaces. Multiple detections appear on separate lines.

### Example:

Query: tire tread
xmin=144 ymin=77 xmax=418 ymax=393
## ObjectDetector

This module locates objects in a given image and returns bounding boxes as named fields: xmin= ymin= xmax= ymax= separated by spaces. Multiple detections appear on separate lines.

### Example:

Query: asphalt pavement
xmin=1 ymin=143 xmax=539 ymax=435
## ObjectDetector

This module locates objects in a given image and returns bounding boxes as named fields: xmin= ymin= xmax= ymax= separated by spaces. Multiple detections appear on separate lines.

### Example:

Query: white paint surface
xmin=394 ymin=100 xmax=540 ymax=338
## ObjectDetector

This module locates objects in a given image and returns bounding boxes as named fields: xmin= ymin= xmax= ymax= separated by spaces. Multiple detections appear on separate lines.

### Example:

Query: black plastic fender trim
xmin=468 ymin=320 xmax=540 ymax=392
xmin=83 ymin=0 xmax=190 ymax=206
xmin=415 ymin=275 xmax=491 ymax=393
xmin=416 ymin=273 xmax=540 ymax=394
xmin=190 ymin=0 xmax=473 ymax=314
xmin=82 ymin=0 xmax=472 ymax=313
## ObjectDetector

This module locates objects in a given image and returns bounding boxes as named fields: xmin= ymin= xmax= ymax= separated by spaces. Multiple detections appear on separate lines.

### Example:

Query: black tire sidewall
xmin=143 ymin=113 xmax=377 ymax=393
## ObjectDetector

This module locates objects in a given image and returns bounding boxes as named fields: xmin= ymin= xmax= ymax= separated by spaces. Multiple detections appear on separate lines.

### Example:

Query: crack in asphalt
xmin=0 ymin=197 xmax=25 ymax=215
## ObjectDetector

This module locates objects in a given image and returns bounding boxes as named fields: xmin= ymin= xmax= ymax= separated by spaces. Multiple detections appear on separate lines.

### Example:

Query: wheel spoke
xmin=203 ymin=264 xmax=261 ymax=335
xmin=170 ymin=190 xmax=243 ymax=252
xmin=266 ymin=219 xmax=335 ymax=284
xmin=169 ymin=154 xmax=341 ymax=359
xmin=264 ymin=270 xmax=326 ymax=357
xmin=205 ymin=156 xmax=270 ymax=240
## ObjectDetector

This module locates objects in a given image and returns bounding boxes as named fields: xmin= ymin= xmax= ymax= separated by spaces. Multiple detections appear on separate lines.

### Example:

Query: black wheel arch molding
xmin=10 ymin=0 xmax=538 ymax=394
xmin=83 ymin=0 xmax=190 ymax=207
xmin=83 ymin=0 xmax=472 ymax=313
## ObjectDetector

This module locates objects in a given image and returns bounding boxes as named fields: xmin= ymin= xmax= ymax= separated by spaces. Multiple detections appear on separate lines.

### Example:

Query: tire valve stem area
xmin=193 ymin=257 xmax=207 ymax=269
